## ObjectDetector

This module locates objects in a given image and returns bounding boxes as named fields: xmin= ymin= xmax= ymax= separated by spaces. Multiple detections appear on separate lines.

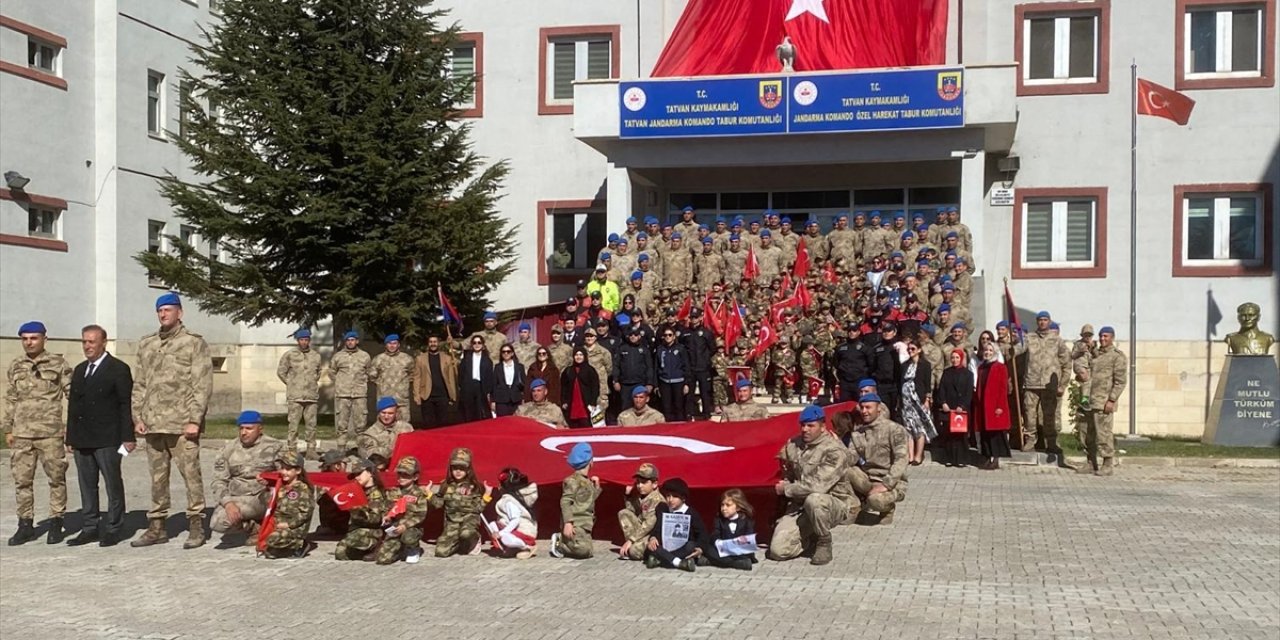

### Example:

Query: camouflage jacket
xmin=777 ymin=431 xmax=854 ymax=507
xmin=271 ymin=480 xmax=314 ymax=534
xmin=512 ymin=340 xmax=541 ymax=368
xmin=211 ymin=435 xmax=283 ymax=504
xmin=617 ymin=406 xmax=666 ymax=426
xmin=694 ymin=251 xmax=726 ymax=290
xmin=329 ymin=348 xmax=371 ymax=398
xmin=547 ymin=342 xmax=573 ymax=372
xmin=385 ymin=484 xmax=431 ymax=530
xmin=357 ymin=420 xmax=413 ymax=459
xmin=1087 ymin=345 xmax=1128 ymax=407
xmin=560 ymin=469 xmax=601 ymax=529
xmin=621 ymin=489 xmax=664 ymax=542
xmin=430 ymin=481 xmax=485 ymax=525
xmin=132 ymin=324 xmax=213 ymax=434
xmin=722 ymin=401 xmax=769 ymax=422
xmin=369 ymin=351 xmax=414 ymax=402
xmin=3 ymin=350 xmax=72 ymax=438
xmin=1016 ymin=331 xmax=1071 ymax=391
xmin=347 ymin=486 xmax=388 ymax=530
xmin=277 ymin=348 xmax=322 ymax=402
xmin=848 ymin=415 xmax=909 ymax=490
xmin=515 ymin=400 xmax=567 ymax=428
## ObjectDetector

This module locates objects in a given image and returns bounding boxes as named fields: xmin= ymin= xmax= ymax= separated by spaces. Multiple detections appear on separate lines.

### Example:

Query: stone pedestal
xmin=1202 ymin=356 xmax=1280 ymax=447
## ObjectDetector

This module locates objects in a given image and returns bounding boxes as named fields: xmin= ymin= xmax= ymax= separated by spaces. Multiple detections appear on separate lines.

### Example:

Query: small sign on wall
xmin=990 ymin=187 xmax=1014 ymax=206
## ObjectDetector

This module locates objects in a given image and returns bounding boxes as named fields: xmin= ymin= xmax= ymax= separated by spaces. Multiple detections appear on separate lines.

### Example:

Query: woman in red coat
xmin=973 ymin=342 xmax=1013 ymax=470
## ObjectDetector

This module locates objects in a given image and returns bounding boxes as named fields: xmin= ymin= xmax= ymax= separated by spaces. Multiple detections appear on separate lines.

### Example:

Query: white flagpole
xmin=1127 ymin=60 xmax=1140 ymax=438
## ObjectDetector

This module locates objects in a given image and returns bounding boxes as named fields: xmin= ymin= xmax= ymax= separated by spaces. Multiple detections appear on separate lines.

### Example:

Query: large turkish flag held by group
xmin=311 ymin=405 xmax=855 ymax=544
xmin=651 ymin=0 xmax=949 ymax=77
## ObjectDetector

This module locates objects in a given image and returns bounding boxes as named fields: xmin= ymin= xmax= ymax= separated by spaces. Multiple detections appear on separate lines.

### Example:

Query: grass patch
xmin=202 ymin=414 xmax=338 ymax=441
xmin=1059 ymin=433 xmax=1280 ymax=459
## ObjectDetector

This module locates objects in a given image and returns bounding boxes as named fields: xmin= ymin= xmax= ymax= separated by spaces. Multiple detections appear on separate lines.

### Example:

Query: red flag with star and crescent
xmin=743 ymin=244 xmax=761 ymax=282
xmin=652 ymin=0 xmax=948 ymax=76
xmin=1136 ymin=78 xmax=1195 ymax=126
xmin=330 ymin=482 xmax=369 ymax=511
xmin=793 ymin=238 xmax=810 ymax=279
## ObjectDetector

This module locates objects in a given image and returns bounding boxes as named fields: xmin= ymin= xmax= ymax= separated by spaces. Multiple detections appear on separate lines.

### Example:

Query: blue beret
xmin=376 ymin=396 xmax=398 ymax=412
xmin=734 ymin=378 xmax=753 ymax=389
xmin=859 ymin=393 xmax=882 ymax=404
xmin=869 ymin=210 xmax=882 ymax=217
xmin=857 ymin=378 xmax=877 ymax=389
xmin=671 ymin=232 xmax=682 ymax=240
xmin=917 ymin=258 xmax=930 ymax=265
xmin=939 ymin=274 xmax=952 ymax=282
xmin=616 ymin=237 xmax=629 ymax=245
xmin=892 ymin=211 xmax=905 ymax=220
xmin=384 ymin=334 xmax=400 ymax=343
xmin=781 ymin=216 xmax=792 ymax=224
xmin=698 ymin=224 xmax=709 ymax=231
xmin=902 ymin=231 xmax=914 ymax=239
xmin=343 ymin=330 xmax=359 ymax=340
xmin=1049 ymin=322 xmax=1060 ymax=330
xmin=732 ymin=217 xmax=744 ymax=226
xmin=530 ymin=378 xmax=547 ymax=390
xmin=759 ymin=229 xmax=771 ymax=238
xmin=518 ymin=322 xmax=531 ymax=331
xmin=631 ymin=270 xmax=644 ymax=280
xmin=919 ymin=223 xmax=931 ymax=231
xmin=764 ymin=209 xmax=778 ymax=217
xmin=608 ymin=233 xmax=620 ymax=243
xmin=942 ymin=284 xmax=955 ymax=291
xmin=846 ymin=212 xmax=858 ymax=219
xmin=626 ymin=216 xmax=636 ymax=224
xmin=294 ymin=328 xmax=311 ymax=339
xmin=912 ymin=212 xmax=926 ymax=220
xmin=945 ymin=250 xmax=958 ymax=257
xmin=632 ymin=385 xmax=649 ymax=397
xmin=955 ymin=257 xmax=967 ymax=265
xmin=799 ymin=404 xmax=825 ymax=424
xmin=155 ymin=292 xmax=182 ymax=310
xmin=938 ymin=303 xmax=952 ymax=313
xmin=682 ymin=206 xmax=694 ymax=212
xmin=946 ymin=231 xmax=959 ymax=239
xmin=952 ymin=322 xmax=967 ymax=330
xmin=568 ymin=442 xmax=593 ymax=469
xmin=947 ymin=206 xmax=958 ymax=212
xmin=1036 ymin=310 xmax=1051 ymax=319
xmin=702 ymin=237 xmax=714 ymax=245
xmin=922 ymin=323 xmax=937 ymax=337
xmin=617 ymin=313 xmax=631 ymax=325
xmin=236 ymin=410 xmax=262 ymax=426
xmin=644 ymin=216 xmax=659 ymax=225
xmin=936 ymin=207 xmax=948 ymax=214
xmin=637 ymin=253 xmax=649 ymax=262
xmin=716 ymin=216 xmax=726 ymax=223
xmin=996 ymin=320 xmax=1010 ymax=329
xmin=17 ymin=321 xmax=46 ymax=336
xmin=484 ymin=311 xmax=498 ymax=321
xmin=1099 ymin=325 xmax=1115 ymax=336
xmin=636 ymin=232 xmax=649 ymax=240
xmin=806 ymin=219 xmax=819 ymax=226
xmin=890 ymin=251 xmax=904 ymax=258
xmin=600 ymin=251 xmax=611 ymax=260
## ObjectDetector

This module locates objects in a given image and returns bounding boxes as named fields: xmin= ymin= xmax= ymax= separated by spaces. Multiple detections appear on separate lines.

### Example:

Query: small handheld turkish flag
xmin=1136 ymin=78 xmax=1195 ymax=125
xmin=330 ymin=482 xmax=368 ymax=511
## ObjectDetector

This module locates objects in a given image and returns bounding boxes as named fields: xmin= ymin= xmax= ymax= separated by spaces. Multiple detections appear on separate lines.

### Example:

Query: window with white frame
xmin=180 ymin=224 xmax=198 ymax=250
xmin=1023 ymin=13 xmax=1099 ymax=82
xmin=147 ymin=70 xmax=165 ymax=134
xmin=1022 ymin=198 xmax=1096 ymax=267
xmin=1186 ymin=6 xmax=1262 ymax=76
xmin=549 ymin=211 xmax=607 ymax=271
xmin=450 ymin=42 xmax=477 ymax=109
xmin=27 ymin=206 xmax=60 ymax=239
xmin=1182 ymin=193 xmax=1263 ymax=265
xmin=178 ymin=80 xmax=193 ymax=137
xmin=27 ymin=37 xmax=61 ymax=76
xmin=549 ymin=37 xmax=612 ymax=103
xmin=148 ymin=220 xmax=167 ymax=284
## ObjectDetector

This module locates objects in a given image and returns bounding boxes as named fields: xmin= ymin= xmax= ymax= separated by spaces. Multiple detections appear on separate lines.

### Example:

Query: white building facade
xmin=2 ymin=0 xmax=1276 ymax=434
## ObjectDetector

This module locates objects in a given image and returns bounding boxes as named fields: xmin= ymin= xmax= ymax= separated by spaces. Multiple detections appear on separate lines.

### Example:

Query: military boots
xmin=1096 ymin=458 xmax=1115 ymax=477
xmin=183 ymin=515 xmax=207 ymax=549
xmin=131 ymin=518 xmax=169 ymax=547
xmin=7 ymin=518 xmax=36 ymax=546
xmin=45 ymin=517 xmax=65 ymax=544
xmin=810 ymin=534 xmax=833 ymax=565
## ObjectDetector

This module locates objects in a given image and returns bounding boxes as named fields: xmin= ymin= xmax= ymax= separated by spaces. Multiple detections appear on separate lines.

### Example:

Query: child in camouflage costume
xmin=429 ymin=448 xmax=492 ymax=557
xmin=377 ymin=455 xmax=431 ymax=565
xmin=261 ymin=451 xmax=314 ymax=559
xmin=550 ymin=442 xmax=601 ymax=559
xmin=334 ymin=458 xmax=387 ymax=561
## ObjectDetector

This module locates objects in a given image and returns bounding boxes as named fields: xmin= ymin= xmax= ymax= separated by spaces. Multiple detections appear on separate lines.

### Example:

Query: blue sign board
xmin=619 ymin=68 xmax=964 ymax=138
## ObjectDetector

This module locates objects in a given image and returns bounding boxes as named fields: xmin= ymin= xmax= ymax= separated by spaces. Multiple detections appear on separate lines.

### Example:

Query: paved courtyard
xmin=1 ymin=448 xmax=1277 ymax=640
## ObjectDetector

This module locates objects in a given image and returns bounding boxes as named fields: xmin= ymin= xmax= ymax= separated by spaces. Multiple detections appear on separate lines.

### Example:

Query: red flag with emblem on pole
xmin=676 ymin=293 xmax=694 ymax=322
xmin=1136 ymin=78 xmax=1195 ymax=126
xmin=743 ymin=244 xmax=760 ymax=282
xmin=792 ymin=238 xmax=810 ymax=279
xmin=330 ymin=481 xmax=369 ymax=511
xmin=255 ymin=471 xmax=282 ymax=553
xmin=703 ymin=292 xmax=723 ymax=335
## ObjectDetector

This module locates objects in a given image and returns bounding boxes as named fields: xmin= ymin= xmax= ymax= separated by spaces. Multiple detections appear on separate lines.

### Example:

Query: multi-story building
xmin=2 ymin=0 xmax=1275 ymax=435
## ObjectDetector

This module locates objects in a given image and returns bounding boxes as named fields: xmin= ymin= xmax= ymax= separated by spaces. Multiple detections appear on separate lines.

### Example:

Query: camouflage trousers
xmin=617 ymin=509 xmax=650 ymax=560
xmin=434 ymin=517 xmax=479 ymax=557
xmin=767 ymin=494 xmax=848 ymax=561
xmin=334 ymin=397 xmax=365 ymax=452
xmin=848 ymin=467 xmax=906 ymax=514
xmin=1022 ymin=388 xmax=1060 ymax=444
xmin=712 ymin=377 xmax=728 ymax=411
xmin=10 ymin=436 xmax=67 ymax=519
xmin=210 ymin=494 xmax=268 ymax=533
xmin=144 ymin=433 xmax=205 ymax=520
xmin=378 ymin=525 xmax=424 ymax=563
xmin=555 ymin=523 xmax=595 ymax=559
xmin=335 ymin=526 xmax=382 ymax=560
xmin=264 ymin=525 xmax=308 ymax=555
xmin=1084 ymin=410 xmax=1116 ymax=460
xmin=286 ymin=401 xmax=319 ymax=452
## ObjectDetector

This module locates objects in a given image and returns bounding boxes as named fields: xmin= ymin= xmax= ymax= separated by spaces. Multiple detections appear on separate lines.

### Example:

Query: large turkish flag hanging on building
xmin=651 ymin=0 xmax=949 ymax=77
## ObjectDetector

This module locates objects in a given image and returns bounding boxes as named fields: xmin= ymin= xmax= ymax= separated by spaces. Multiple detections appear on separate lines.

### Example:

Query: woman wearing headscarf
xmin=560 ymin=347 xmax=600 ymax=429
xmin=973 ymin=342 xmax=1013 ymax=470
xmin=934 ymin=348 xmax=974 ymax=467
xmin=523 ymin=346 xmax=561 ymax=403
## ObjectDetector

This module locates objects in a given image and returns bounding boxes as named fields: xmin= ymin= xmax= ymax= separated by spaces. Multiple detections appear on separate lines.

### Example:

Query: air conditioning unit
xmin=997 ymin=156 xmax=1021 ymax=173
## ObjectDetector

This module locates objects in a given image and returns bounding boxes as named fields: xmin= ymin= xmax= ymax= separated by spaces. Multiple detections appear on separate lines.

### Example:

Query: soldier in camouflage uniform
xmin=722 ymin=235 xmax=748 ymax=280
xmin=261 ymin=450 xmax=314 ymax=559
xmin=512 ymin=323 xmax=541 ymax=366
xmin=329 ymin=330 xmax=370 ymax=453
xmin=1014 ymin=311 xmax=1072 ymax=454
xmin=803 ymin=221 xmax=829 ymax=265
xmin=547 ymin=325 xmax=573 ymax=371
xmin=369 ymin=334 xmax=414 ymax=422
xmin=1070 ymin=324 xmax=1097 ymax=454
xmin=358 ymin=397 xmax=413 ymax=459
xmin=582 ymin=332 xmax=613 ymax=414
xmin=431 ymin=447 xmax=492 ymax=557
xmin=617 ymin=463 xmax=663 ymax=560
xmin=799 ymin=340 xmax=823 ymax=403
xmin=675 ymin=206 xmax=700 ymax=239
xmin=662 ymin=234 xmax=693 ymax=291
xmin=711 ymin=346 xmax=731 ymax=411
xmin=4 ymin=320 xmax=73 ymax=545
xmin=470 ymin=311 xmax=508 ymax=363
xmin=755 ymin=231 xmax=785 ymax=283
xmin=210 ymin=410 xmax=283 ymax=542
xmin=722 ymin=379 xmax=769 ymax=421
xmin=617 ymin=386 xmax=667 ymax=426
xmin=378 ymin=456 xmax=432 ymax=564
xmin=847 ymin=395 xmax=910 ymax=525
xmin=131 ymin=293 xmax=213 ymax=550
xmin=515 ymin=378 xmax=567 ymax=427
xmin=1079 ymin=326 xmax=1128 ymax=476
xmin=551 ymin=442 xmax=600 ymax=559
xmin=334 ymin=458 xmax=388 ymax=561
xmin=768 ymin=405 xmax=854 ymax=565
xmin=694 ymin=237 xmax=726 ymax=293
xmin=277 ymin=328 xmax=323 ymax=458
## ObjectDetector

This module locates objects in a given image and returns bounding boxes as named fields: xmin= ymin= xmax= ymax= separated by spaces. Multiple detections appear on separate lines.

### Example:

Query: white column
xmin=605 ymin=162 xmax=633 ymax=231
xmin=958 ymin=149 xmax=989 ymax=323
xmin=94 ymin=0 xmax=119 ymax=335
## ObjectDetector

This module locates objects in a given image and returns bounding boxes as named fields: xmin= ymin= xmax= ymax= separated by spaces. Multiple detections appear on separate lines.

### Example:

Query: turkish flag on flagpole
xmin=255 ymin=472 xmax=282 ymax=553
xmin=793 ymin=238 xmax=810 ymax=279
xmin=676 ymin=293 xmax=694 ymax=322
xmin=702 ymin=292 xmax=723 ymax=335
xmin=330 ymin=482 xmax=369 ymax=511
xmin=743 ymin=244 xmax=760 ymax=282
xmin=724 ymin=296 xmax=746 ymax=349
xmin=1136 ymin=78 xmax=1195 ymax=125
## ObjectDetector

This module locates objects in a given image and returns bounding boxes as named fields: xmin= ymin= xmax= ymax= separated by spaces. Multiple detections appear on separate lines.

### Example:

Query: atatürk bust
xmin=1226 ymin=302 xmax=1275 ymax=356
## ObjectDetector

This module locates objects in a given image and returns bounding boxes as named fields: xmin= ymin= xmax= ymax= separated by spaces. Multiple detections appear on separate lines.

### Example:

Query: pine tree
xmin=138 ymin=0 xmax=515 ymax=340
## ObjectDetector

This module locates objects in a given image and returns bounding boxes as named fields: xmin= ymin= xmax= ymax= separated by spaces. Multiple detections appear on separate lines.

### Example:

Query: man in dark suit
xmin=65 ymin=324 xmax=135 ymax=547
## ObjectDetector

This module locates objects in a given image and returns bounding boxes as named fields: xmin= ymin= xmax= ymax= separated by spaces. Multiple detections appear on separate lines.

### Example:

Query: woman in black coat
xmin=490 ymin=345 xmax=526 ymax=417
xmin=560 ymin=347 xmax=600 ymax=429
xmin=934 ymin=348 xmax=975 ymax=467
xmin=458 ymin=335 xmax=495 ymax=423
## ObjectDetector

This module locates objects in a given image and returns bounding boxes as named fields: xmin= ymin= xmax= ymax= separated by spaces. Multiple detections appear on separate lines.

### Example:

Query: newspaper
xmin=714 ymin=533 xmax=758 ymax=557
xmin=661 ymin=512 xmax=691 ymax=552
